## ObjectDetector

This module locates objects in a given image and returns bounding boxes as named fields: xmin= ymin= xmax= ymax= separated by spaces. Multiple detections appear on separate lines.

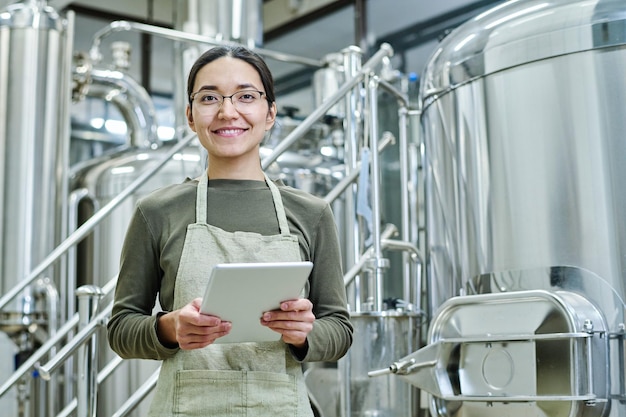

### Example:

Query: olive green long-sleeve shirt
xmin=107 ymin=177 xmax=353 ymax=362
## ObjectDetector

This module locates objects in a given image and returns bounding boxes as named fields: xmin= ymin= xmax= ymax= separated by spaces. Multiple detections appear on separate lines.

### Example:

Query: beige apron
xmin=148 ymin=173 xmax=313 ymax=417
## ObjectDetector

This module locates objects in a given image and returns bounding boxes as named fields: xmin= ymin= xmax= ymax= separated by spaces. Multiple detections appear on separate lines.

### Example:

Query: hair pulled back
xmin=187 ymin=46 xmax=275 ymax=107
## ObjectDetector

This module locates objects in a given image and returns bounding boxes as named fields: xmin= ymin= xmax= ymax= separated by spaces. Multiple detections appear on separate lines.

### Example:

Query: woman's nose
xmin=217 ymin=97 xmax=239 ymax=118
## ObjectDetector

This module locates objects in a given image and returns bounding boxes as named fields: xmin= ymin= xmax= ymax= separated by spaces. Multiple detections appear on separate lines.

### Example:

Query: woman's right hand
xmin=157 ymin=298 xmax=232 ymax=350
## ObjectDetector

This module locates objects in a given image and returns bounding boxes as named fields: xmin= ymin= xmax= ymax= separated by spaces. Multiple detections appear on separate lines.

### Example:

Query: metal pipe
xmin=367 ymin=76 xmax=382 ymax=260
xmin=378 ymin=78 xmax=409 ymax=107
xmin=0 ymin=314 xmax=79 ymax=398
xmin=66 ymin=188 xmax=91 ymax=324
xmin=88 ymin=20 xmax=321 ymax=68
xmin=35 ymin=301 xmax=112 ymax=381
xmin=57 ymin=398 xmax=77 ymax=417
xmin=408 ymin=108 xmax=424 ymax=316
xmin=30 ymin=279 xmax=116 ymax=386
xmin=0 ymin=132 xmax=197 ymax=312
xmin=97 ymin=354 xmax=124 ymax=384
xmin=340 ymin=46 xmax=364 ymax=330
xmin=110 ymin=368 xmax=160 ymax=417
xmin=583 ymin=319 xmax=595 ymax=403
xmin=57 ymin=8 xmax=75 ymax=329
xmin=323 ymin=132 xmax=395 ymax=205
xmin=338 ymin=46 xmax=365 ymax=417
xmin=367 ymin=76 xmax=388 ymax=312
xmin=34 ymin=277 xmax=60 ymax=415
xmin=75 ymin=286 xmax=104 ymax=417
xmin=88 ymin=67 xmax=160 ymax=148
xmin=381 ymin=238 xmax=425 ymax=313
xmin=397 ymin=106 xmax=412 ymax=306
xmin=261 ymin=43 xmax=394 ymax=170
xmin=378 ymin=239 xmax=424 ymax=266
xmin=47 ymin=355 xmax=124 ymax=417
xmin=343 ymin=224 xmax=398 ymax=287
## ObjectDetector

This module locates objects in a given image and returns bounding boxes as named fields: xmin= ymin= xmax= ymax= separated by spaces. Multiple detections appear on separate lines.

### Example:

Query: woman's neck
xmin=206 ymin=161 xmax=264 ymax=181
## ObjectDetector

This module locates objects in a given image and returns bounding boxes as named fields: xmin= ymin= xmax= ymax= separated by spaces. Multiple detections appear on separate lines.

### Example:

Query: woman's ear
xmin=186 ymin=105 xmax=196 ymax=132
xmin=265 ymin=102 xmax=277 ymax=131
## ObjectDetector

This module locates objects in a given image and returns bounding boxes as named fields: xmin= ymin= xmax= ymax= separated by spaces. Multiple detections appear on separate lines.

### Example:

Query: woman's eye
xmin=201 ymin=94 xmax=219 ymax=103
xmin=238 ymin=93 xmax=257 ymax=102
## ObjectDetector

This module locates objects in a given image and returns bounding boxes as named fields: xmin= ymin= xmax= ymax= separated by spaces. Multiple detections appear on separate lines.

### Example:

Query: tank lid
xmin=419 ymin=0 xmax=626 ymax=106
xmin=0 ymin=0 xmax=63 ymax=31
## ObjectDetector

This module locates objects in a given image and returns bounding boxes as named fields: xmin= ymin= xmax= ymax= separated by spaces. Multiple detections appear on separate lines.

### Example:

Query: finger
xmin=190 ymin=297 xmax=203 ymax=309
xmin=178 ymin=323 xmax=231 ymax=350
xmin=265 ymin=318 xmax=312 ymax=331
xmin=262 ymin=309 xmax=315 ymax=323
xmin=280 ymin=299 xmax=312 ymax=312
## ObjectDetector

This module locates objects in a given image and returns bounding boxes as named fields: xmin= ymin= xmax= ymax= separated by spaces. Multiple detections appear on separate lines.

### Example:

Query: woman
xmin=107 ymin=45 xmax=353 ymax=416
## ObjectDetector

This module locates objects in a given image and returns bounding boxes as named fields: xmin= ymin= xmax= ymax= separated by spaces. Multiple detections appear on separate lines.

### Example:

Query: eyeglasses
xmin=189 ymin=89 xmax=267 ymax=114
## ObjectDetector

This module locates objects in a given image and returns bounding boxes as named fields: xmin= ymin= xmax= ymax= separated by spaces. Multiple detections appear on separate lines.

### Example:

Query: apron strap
xmin=264 ymin=173 xmax=291 ymax=236
xmin=196 ymin=172 xmax=208 ymax=224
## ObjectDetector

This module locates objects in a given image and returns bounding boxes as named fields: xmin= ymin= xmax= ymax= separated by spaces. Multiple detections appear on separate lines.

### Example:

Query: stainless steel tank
xmin=69 ymin=142 xmax=204 ymax=417
xmin=70 ymin=48 xmax=199 ymax=417
xmin=0 ymin=0 xmax=73 ymax=415
xmin=390 ymin=0 xmax=626 ymax=416
xmin=70 ymin=144 xmax=204 ymax=288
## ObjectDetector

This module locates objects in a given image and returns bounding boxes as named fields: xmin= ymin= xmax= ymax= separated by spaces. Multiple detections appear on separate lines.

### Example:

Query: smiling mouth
xmin=214 ymin=128 xmax=247 ymax=136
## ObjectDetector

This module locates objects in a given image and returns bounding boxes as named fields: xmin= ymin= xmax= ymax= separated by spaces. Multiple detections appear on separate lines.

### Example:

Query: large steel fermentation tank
xmin=70 ymin=41 xmax=202 ymax=417
xmin=70 ymin=138 xmax=204 ymax=417
xmin=384 ymin=1 xmax=626 ymax=417
xmin=0 ymin=1 xmax=73 ymax=415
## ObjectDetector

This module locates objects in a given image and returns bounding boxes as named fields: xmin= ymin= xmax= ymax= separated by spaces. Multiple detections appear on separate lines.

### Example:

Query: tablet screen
xmin=199 ymin=261 xmax=313 ymax=343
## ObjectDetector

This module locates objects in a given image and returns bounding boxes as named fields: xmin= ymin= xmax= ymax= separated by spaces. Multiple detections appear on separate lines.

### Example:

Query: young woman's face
xmin=186 ymin=56 xmax=276 ymax=170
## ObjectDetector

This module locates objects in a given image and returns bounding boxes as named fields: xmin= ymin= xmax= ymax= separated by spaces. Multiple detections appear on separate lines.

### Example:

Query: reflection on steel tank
xmin=390 ymin=0 xmax=626 ymax=416
xmin=0 ymin=1 xmax=74 ymax=415
xmin=69 ymin=143 xmax=204 ymax=288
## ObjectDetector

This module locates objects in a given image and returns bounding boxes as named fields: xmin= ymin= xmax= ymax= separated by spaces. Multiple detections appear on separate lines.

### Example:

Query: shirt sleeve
xmin=297 ymin=204 xmax=353 ymax=362
xmin=107 ymin=202 xmax=180 ymax=360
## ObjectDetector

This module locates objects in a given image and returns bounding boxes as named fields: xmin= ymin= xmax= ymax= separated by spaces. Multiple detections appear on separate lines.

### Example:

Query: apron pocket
xmin=174 ymin=370 xmax=244 ymax=416
xmin=173 ymin=369 xmax=298 ymax=417
xmin=246 ymin=371 xmax=298 ymax=416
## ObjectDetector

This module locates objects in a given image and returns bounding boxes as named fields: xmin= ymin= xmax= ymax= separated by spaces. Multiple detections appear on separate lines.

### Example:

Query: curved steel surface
xmin=420 ymin=0 xmax=626 ymax=106
xmin=87 ymin=68 xmax=160 ymax=149
xmin=422 ymin=42 xmax=626 ymax=312
xmin=420 ymin=0 xmax=626 ymax=307
xmin=419 ymin=1 xmax=626 ymax=415
xmin=0 ymin=0 xmax=63 ymax=31
xmin=0 ymin=0 xmax=69 ymax=306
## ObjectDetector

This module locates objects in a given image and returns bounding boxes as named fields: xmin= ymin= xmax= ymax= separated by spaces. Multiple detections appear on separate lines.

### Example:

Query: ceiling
xmin=1 ymin=0 xmax=505 ymax=114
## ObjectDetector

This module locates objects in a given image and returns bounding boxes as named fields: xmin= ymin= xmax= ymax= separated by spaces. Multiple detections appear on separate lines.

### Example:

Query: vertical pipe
xmin=341 ymin=46 xmax=363 ymax=313
xmin=75 ymin=286 xmax=104 ymax=417
xmin=58 ymin=9 xmax=74 ymax=324
xmin=65 ymin=187 xmax=90 ymax=408
xmin=246 ymin=0 xmax=263 ymax=48
xmin=0 ymin=3 xmax=69 ymax=414
xmin=398 ymin=106 xmax=412 ymax=305
xmin=217 ymin=0 xmax=229 ymax=40
xmin=367 ymin=76 xmax=388 ymax=312
xmin=408 ymin=108 xmax=426 ymax=325
xmin=354 ymin=0 xmax=368 ymax=57
xmin=617 ymin=325 xmax=626 ymax=398
xmin=340 ymin=45 xmax=363 ymax=417
xmin=33 ymin=278 xmax=59 ymax=417
xmin=231 ymin=0 xmax=242 ymax=41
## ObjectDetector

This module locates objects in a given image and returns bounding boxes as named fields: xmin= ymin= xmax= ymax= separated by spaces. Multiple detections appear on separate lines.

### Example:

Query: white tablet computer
xmin=199 ymin=261 xmax=313 ymax=344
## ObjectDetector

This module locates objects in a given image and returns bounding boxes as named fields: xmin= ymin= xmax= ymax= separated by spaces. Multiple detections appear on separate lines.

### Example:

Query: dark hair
xmin=187 ymin=46 xmax=275 ymax=107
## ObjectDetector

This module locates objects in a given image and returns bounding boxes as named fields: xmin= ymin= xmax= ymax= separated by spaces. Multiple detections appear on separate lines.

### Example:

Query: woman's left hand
xmin=260 ymin=298 xmax=315 ymax=348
